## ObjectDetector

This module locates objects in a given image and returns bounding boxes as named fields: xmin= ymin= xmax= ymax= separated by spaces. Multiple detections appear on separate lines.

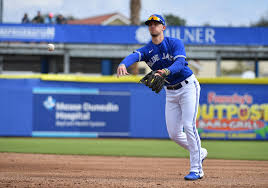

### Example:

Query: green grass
xmin=0 ymin=137 xmax=268 ymax=160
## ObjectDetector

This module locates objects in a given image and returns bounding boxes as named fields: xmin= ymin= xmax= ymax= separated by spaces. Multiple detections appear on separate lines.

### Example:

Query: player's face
xmin=148 ymin=21 xmax=166 ymax=37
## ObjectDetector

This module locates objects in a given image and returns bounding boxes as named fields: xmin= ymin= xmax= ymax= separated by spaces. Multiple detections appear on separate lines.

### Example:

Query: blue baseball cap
xmin=145 ymin=14 xmax=166 ymax=26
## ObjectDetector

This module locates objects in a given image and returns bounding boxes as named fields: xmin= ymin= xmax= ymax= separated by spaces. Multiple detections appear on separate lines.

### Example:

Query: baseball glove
xmin=140 ymin=69 xmax=170 ymax=94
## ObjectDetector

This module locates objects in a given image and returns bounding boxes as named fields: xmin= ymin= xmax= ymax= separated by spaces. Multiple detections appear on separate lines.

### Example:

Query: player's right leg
xmin=165 ymin=89 xmax=189 ymax=150
xmin=165 ymin=94 xmax=208 ymax=162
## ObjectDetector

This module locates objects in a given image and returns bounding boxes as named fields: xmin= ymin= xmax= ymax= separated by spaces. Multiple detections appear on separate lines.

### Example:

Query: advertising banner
xmin=32 ymin=87 xmax=130 ymax=138
xmin=0 ymin=24 xmax=268 ymax=45
xmin=197 ymin=84 xmax=268 ymax=140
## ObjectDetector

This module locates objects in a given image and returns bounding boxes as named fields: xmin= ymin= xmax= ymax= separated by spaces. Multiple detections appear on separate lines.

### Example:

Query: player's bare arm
xmin=117 ymin=64 xmax=129 ymax=77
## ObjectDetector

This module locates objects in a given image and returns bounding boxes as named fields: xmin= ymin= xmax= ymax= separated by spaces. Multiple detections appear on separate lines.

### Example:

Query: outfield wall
xmin=0 ymin=75 xmax=267 ymax=140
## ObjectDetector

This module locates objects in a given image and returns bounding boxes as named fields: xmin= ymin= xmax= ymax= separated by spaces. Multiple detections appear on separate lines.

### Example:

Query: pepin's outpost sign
xmin=197 ymin=88 xmax=268 ymax=140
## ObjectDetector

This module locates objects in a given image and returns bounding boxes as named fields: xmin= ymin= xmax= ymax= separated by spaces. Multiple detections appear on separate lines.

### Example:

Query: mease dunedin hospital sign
xmin=0 ymin=24 xmax=267 ymax=45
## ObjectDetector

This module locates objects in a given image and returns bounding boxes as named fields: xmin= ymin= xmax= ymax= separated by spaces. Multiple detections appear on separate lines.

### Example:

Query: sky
xmin=3 ymin=0 xmax=268 ymax=26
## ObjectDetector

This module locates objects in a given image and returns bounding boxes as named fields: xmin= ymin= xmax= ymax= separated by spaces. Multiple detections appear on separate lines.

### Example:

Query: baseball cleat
xmin=201 ymin=148 xmax=208 ymax=164
xmin=184 ymin=172 xmax=203 ymax=180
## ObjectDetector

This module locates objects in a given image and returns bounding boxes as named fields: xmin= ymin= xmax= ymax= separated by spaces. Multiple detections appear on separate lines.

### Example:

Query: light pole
xmin=0 ymin=0 xmax=3 ymax=23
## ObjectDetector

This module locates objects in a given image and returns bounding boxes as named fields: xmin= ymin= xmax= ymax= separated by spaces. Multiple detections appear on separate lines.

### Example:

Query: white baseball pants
xmin=165 ymin=74 xmax=202 ymax=173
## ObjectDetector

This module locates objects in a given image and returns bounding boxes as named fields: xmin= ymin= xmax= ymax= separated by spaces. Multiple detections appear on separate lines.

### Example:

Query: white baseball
xmin=47 ymin=43 xmax=55 ymax=51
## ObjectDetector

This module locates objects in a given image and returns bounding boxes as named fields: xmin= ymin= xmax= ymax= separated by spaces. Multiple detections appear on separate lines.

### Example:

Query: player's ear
xmin=162 ymin=25 xmax=166 ymax=31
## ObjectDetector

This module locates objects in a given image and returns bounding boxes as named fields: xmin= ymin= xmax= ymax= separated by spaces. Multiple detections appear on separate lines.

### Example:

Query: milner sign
xmin=136 ymin=26 xmax=216 ymax=44
xmin=0 ymin=24 xmax=267 ymax=45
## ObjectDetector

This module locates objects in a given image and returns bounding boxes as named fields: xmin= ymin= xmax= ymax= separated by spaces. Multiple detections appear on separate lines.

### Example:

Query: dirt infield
xmin=0 ymin=153 xmax=268 ymax=188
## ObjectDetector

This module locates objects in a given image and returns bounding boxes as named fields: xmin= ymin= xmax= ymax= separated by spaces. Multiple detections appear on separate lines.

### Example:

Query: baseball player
xmin=117 ymin=14 xmax=208 ymax=180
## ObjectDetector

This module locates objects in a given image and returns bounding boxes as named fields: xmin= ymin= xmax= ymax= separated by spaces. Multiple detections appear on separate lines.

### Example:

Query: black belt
xmin=166 ymin=80 xmax=189 ymax=90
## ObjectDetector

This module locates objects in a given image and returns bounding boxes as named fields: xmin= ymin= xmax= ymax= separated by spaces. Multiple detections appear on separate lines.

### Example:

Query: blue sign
xmin=0 ymin=23 xmax=267 ymax=45
xmin=32 ymin=87 xmax=130 ymax=138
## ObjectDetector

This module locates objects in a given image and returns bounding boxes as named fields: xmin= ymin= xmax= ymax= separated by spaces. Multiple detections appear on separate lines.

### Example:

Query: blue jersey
xmin=120 ymin=37 xmax=193 ymax=85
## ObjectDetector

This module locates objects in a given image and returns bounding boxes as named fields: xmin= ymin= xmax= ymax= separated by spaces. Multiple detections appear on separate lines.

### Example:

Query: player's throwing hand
xmin=117 ymin=64 xmax=129 ymax=77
